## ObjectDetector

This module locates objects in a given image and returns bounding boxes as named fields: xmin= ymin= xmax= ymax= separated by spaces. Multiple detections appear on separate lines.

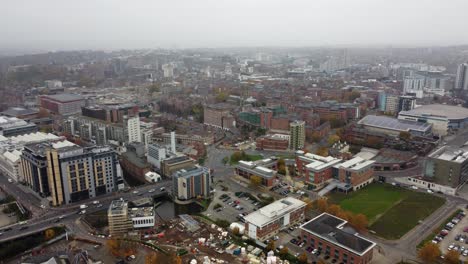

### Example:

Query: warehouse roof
xmin=399 ymin=104 xmax=468 ymax=120
xmin=358 ymin=115 xmax=431 ymax=133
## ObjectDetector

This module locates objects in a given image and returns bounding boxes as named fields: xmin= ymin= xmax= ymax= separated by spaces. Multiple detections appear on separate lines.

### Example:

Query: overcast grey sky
xmin=2 ymin=0 xmax=468 ymax=50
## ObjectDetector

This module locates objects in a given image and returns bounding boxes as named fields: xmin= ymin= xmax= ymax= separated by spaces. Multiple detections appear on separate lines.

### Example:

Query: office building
xmin=398 ymin=96 xmax=416 ymax=113
xmin=333 ymin=157 xmax=375 ymax=191
xmin=147 ymin=143 xmax=168 ymax=168
xmin=425 ymin=146 xmax=468 ymax=189
xmin=384 ymin=95 xmax=399 ymax=114
xmin=39 ymin=94 xmax=85 ymax=115
xmin=455 ymin=63 xmax=468 ymax=90
xmin=289 ymin=120 xmax=305 ymax=150
xmin=108 ymin=200 xmax=133 ymax=237
xmin=120 ymin=143 xmax=152 ymax=183
xmin=295 ymin=152 xmax=342 ymax=188
xmin=1 ymin=107 xmax=39 ymax=120
xmin=126 ymin=116 xmax=141 ymax=143
xmin=172 ymin=166 xmax=211 ymax=201
xmin=161 ymin=155 xmax=196 ymax=178
xmin=256 ymin=134 xmax=289 ymax=151
xmin=203 ymin=104 xmax=235 ymax=130
xmin=403 ymin=75 xmax=425 ymax=98
xmin=244 ymin=197 xmax=306 ymax=241
xmin=358 ymin=115 xmax=432 ymax=137
xmin=0 ymin=132 xmax=60 ymax=182
xmin=0 ymin=116 xmax=38 ymax=137
xmin=234 ymin=158 xmax=278 ymax=187
xmin=300 ymin=213 xmax=376 ymax=264
xmin=162 ymin=63 xmax=174 ymax=78
xmin=21 ymin=140 xmax=121 ymax=206
xmin=129 ymin=207 xmax=155 ymax=229
xmin=398 ymin=104 xmax=468 ymax=136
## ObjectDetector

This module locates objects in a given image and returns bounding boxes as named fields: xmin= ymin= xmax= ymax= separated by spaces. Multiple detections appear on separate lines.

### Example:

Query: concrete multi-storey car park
xmin=244 ymin=197 xmax=306 ymax=241
xmin=300 ymin=213 xmax=376 ymax=264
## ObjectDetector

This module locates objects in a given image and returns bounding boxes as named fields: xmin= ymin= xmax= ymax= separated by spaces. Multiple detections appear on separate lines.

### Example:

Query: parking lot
xmin=437 ymin=208 xmax=468 ymax=260
xmin=206 ymin=190 xmax=261 ymax=224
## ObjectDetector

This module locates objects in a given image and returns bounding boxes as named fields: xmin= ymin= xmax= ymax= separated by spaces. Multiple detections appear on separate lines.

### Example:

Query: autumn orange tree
xmin=44 ymin=228 xmax=55 ymax=240
xmin=297 ymin=252 xmax=308 ymax=264
xmin=327 ymin=204 xmax=342 ymax=216
xmin=349 ymin=213 xmax=368 ymax=232
xmin=444 ymin=250 xmax=460 ymax=264
xmin=315 ymin=198 xmax=328 ymax=212
xmin=145 ymin=252 xmax=158 ymax=264
xmin=418 ymin=243 xmax=441 ymax=263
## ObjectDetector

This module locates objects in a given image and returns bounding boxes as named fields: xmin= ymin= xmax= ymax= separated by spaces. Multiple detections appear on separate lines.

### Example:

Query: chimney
xmin=171 ymin=131 xmax=176 ymax=153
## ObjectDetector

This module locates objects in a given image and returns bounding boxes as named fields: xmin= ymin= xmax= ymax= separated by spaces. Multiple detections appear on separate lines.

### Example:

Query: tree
xmin=279 ymin=246 xmax=289 ymax=257
xmin=349 ymin=213 xmax=368 ymax=231
xmin=444 ymin=250 xmax=460 ymax=264
xmin=348 ymin=145 xmax=362 ymax=154
xmin=327 ymin=134 xmax=340 ymax=146
xmin=232 ymin=226 xmax=240 ymax=236
xmin=316 ymin=147 xmax=329 ymax=157
xmin=215 ymin=91 xmax=229 ymax=102
xmin=277 ymin=158 xmax=286 ymax=168
xmin=266 ymin=240 xmax=275 ymax=251
xmin=418 ymin=243 xmax=441 ymax=263
xmin=277 ymin=165 xmax=286 ymax=175
xmin=106 ymin=239 xmax=122 ymax=256
xmin=250 ymin=175 xmax=263 ymax=187
xmin=311 ymin=132 xmax=321 ymax=143
xmin=327 ymin=204 xmax=342 ymax=216
xmin=315 ymin=198 xmax=328 ymax=212
xmin=145 ymin=252 xmax=158 ymax=264
xmin=399 ymin=131 xmax=412 ymax=141
xmin=44 ymin=228 xmax=55 ymax=240
xmin=297 ymin=252 xmax=308 ymax=264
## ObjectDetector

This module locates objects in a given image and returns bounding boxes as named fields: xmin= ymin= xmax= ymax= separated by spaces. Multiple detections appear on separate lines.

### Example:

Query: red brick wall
xmin=271 ymin=117 xmax=290 ymax=131
xmin=256 ymin=137 xmax=288 ymax=150
xmin=301 ymin=231 xmax=374 ymax=264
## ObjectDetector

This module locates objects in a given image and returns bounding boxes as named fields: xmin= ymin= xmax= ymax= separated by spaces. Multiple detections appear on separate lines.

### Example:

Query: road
xmin=0 ymin=179 xmax=172 ymax=243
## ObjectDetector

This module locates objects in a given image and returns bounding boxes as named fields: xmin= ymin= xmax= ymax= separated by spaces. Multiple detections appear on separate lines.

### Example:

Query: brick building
xmin=300 ymin=213 xmax=376 ymax=264
xmin=256 ymin=134 xmax=289 ymax=151
xmin=234 ymin=158 xmax=278 ymax=187
xmin=244 ymin=197 xmax=306 ymax=241
xmin=295 ymin=152 xmax=342 ymax=188
xmin=334 ymin=157 xmax=375 ymax=191
xmin=204 ymin=104 xmax=235 ymax=130
xmin=39 ymin=94 xmax=85 ymax=115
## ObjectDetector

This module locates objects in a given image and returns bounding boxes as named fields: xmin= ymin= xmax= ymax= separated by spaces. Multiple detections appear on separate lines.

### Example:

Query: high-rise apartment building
xmin=20 ymin=140 xmax=121 ymax=206
xmin=455 ymin=63 xmax=468 ymax=90
xmin=289 ymin=120 xmax=305 ymax=150
xmin=126 ymin=116 xmax=141 ymax=143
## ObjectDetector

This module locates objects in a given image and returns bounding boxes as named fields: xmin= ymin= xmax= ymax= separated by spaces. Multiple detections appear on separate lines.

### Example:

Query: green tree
xmin=215 ymin=91 xmax=229 ymax=102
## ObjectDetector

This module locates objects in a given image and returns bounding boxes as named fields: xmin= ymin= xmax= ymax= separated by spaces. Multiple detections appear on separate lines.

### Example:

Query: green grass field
xmin=328 ymin=183 xmax=445 ymax=240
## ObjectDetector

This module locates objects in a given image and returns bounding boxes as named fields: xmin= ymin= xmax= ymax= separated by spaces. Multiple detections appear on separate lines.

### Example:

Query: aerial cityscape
xmin=1 ymin=1 xmax=468 ymax=264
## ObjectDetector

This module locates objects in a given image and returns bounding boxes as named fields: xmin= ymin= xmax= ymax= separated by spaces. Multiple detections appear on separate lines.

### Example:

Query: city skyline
xmin=2 ymin=0 xmax=468 ymax=52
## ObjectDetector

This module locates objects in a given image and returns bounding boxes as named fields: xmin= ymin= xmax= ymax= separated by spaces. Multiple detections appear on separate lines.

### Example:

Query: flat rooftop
xmin=335 ymin=157 xmax=375 ymax=172
xmin=129 ymin=207 xmax=154 ymax=218
xmin=429 ymin=146 xmax=468 ymax=163
xmin=42 ymin=94 xmax=84 ymax=102
xmin=299 ymin=153 xmax=342 ymax=171
xmin=244 ymin=197 xmax=306 ymax=227
xmin=399 ymin=104 xmax=468 ymax=120
xmin=358 ymin=115 xmax=432 ymax=133
xmin=109 ymin=200 xmax=128 ymax=215
xmin=301 ymin=213 xmax=376 ymax=256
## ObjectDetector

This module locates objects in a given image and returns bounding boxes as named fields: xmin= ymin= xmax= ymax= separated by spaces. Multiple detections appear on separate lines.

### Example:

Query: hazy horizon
xmin=2 ymin=0 xmax=468 ymax=52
